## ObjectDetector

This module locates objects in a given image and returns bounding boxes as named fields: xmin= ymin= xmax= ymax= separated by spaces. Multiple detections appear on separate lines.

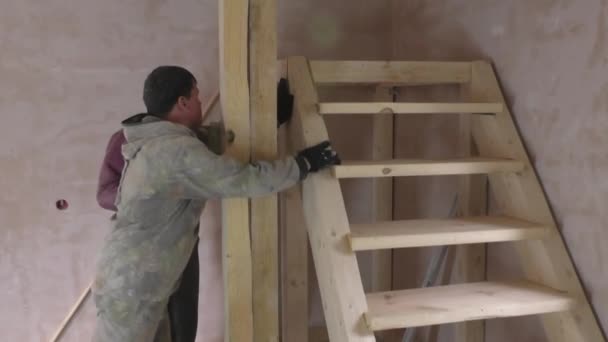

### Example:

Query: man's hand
xmin=277 ymin=78 xmax=294 ymax=127
xmin=296 ymin=141 xmax=341 ymax=173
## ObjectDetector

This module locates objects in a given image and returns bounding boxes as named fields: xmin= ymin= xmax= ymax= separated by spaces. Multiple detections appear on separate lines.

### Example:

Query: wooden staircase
xmin=286 ymin=56 xmax=605 ymax=342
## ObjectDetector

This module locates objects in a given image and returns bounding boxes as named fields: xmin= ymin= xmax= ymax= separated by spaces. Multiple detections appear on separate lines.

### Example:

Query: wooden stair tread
xmin=349 ymin=216 xmax=549 ymax=251
xmin=332 ymin=158 xmax=524 ymax=178
xmin=309 ymin=60 xmax=472 ymax=85
xmin=318 ymin=102 xmax=503 ymax=114
xmin=365 ymin=281 xmax=575 ymax=331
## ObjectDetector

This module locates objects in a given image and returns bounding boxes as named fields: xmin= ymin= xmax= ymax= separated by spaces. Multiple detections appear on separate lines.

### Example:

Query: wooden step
xmin=309 ymin=60 xmax=472 ymax=85
xmin=349 ymin=216 xmax=550 ymax=251
xmin=318 ymin=102 xmax=503 ymax=114
xmin=365 ymin=281 xmax=575 ymax=331
xmin=332 ymin=158 xmax=524 ymax=179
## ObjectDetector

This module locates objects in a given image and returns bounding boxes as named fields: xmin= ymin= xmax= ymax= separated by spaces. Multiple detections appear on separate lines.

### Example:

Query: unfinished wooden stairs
xmin=286 ymin=56 xmax=604 ymax=342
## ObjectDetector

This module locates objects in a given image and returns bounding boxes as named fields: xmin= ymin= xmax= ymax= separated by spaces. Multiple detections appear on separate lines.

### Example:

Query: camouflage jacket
xmin=93 ymin=114 xmax=303 ymax=302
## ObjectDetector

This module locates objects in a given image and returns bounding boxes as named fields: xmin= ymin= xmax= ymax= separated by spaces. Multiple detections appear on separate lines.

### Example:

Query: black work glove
xmin=277 ymin=78 xmax=294 ymax=127
xmin=295 ymin=141 xmax=341 ymax=179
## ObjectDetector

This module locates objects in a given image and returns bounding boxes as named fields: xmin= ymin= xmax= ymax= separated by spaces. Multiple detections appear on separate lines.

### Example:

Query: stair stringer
xmin=469 ymin=60 xmax=606 ymax=342
xmin=287 ymin=55 xmax=376 ymax=342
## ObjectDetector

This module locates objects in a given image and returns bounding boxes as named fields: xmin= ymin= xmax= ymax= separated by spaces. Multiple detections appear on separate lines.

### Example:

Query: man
xmin=96 ymin=75 xmax=296 ymax=342
xmin=93 ymin=66 xmax=339 ymax=342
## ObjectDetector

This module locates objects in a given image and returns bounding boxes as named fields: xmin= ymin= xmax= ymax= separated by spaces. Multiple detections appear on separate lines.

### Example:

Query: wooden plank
xmin=318 ymin=102 xmax=503 ymax=115
xmin=310 ymin=60 xmax=472 ymax=85
xmin=370 ymin=86 xmax=394 ymax=294
xmin=288 ymin=56 xmax=375 ymax=342
xmin=332 ymin=158 xmax=524 ymax=179
xmin=350 ymin=216 xmax=549 ymax=251
xmin=219 ymin=1 xmax=253 ymax=341
xmin=249 ymin=0 xmax=278 ymax=341
xmin=49 ymin=281 xmax=93 ymax=342
xmin=365 ymin=281 xmax=575 ymax=331
xmin=470 ymin=61 xmax=606 ymax=342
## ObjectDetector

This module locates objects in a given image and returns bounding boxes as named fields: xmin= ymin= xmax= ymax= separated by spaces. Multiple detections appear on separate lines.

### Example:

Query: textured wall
xmin=391 ymin=0 xmax=608 ymax=341
xmin=0 ymin=0 xmax=391 ymax=341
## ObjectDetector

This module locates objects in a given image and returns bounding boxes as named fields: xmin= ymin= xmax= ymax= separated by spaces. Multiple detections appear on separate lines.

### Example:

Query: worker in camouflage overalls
xmin=92 ymin=66 xmax=339 ymax=341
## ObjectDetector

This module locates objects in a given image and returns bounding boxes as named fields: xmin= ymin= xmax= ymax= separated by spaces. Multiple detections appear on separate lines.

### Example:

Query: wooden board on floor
xmin=469 ymin=61 xmax=605 ymax=342
xmin=370 ymin=85 xmax=394 ymax=342
xmin=249 ymin=0 xmax=279 ymax=341
xmin=288 ymin=56 xmax=375 ymax=342
xmin=219 ymin=1 xmax=253 ymax=341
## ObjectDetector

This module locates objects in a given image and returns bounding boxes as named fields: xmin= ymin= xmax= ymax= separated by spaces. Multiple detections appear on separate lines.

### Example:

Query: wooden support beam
xmin=470 ymin=61 xmax=605 ymax=342
xmin=370 ymin=86 xmax=393 ymax=342
xmin=288 ymin=56 xmax=375 ymax=342
xmin=318 ymin=102 xmax=503 ymax=115
xmin=448 ymin=81 xmax=489 ymax=342
xmin=219 ymin=1 xmax=253 ymax=341
xmin=370 ymin=86 xmax=394 ymax=294
xmin=249 ymin=0 xmax=279 ymax=341
xmin=310 ymin=61 xmax=472 ymax=85
xmin=453 ymin=64 xmax=486 ymax=342
xmin=370 ymin=88 xmax=394 ymax=292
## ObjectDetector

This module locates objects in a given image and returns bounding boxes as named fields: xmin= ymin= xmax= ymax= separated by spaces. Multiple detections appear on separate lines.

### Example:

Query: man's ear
xmin=177 ymin=96 xmax=188 ymax=109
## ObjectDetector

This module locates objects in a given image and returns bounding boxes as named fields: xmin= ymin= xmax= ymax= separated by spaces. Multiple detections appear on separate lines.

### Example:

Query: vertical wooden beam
xmin=370 ymin=86 xmax=394 ymax=342
xmin=249 ymin=0 xmax=279 ymax=341
xmin=288 ymin=56 xmax=375 ymax=342
xmin=219 ymin=1 xmax=253 ymax=341
xmin=451 ymin=98 xmax=487 ymax=342
xmin=370 ymin=86 xmax=394 ymax=294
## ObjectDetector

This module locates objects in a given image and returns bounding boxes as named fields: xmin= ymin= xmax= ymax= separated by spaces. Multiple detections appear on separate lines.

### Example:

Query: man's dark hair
xmin=143 ymin=66 xmax=197 ymax=117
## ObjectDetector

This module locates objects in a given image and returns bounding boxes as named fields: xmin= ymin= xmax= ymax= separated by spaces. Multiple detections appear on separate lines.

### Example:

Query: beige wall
xmin=391 ymin=0 xmax=608 ymax=341
xmin=0 ymin=0 xmax=391 ymax=341
xmin=6 ymin=1 xmax=603 ymax=341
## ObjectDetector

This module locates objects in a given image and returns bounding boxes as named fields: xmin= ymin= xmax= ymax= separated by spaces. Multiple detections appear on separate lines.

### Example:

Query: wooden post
xmin=450 ymin=81 xmax=488 ymax=342
xmin=219 ymin=1 xmax=253 ymax=341
xmin=370 ymin=87 xmax=394 ymax=290
xmin=249 ymin=0 xmax=279 ymax=341
xmin=371 ymin=86 xmax=394 ymax=342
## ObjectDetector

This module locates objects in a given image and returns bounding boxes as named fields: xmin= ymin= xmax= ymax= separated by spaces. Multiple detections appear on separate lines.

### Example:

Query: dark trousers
xmin=168 ymin=240 xmax=199 ymax=342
